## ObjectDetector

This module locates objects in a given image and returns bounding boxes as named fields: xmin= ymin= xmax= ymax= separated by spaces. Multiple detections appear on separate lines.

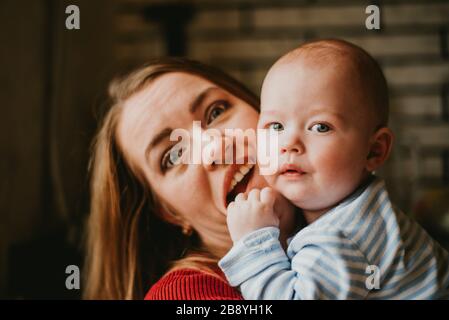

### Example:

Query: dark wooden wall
xmin=0 ymin=0 xmax=116 ymax=298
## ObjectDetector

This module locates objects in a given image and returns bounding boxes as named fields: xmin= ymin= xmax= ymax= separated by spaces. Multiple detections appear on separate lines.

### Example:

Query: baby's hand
xmin=226 ymin=187 xmax=279 ymax=243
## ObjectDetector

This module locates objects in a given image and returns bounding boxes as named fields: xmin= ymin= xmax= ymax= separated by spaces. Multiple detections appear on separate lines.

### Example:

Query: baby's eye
xmin=267 ymin=122 xmax=284 ymax=131
xmin=206 ymin=100 xmax=230 ymax=125
xmin=162 ymin=144 xmax=185 ymax=170
xmin=309 ymin=123 xmax=331 ymax=133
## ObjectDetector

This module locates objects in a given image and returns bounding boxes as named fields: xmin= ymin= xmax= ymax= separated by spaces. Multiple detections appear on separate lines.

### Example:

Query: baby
xmin=219 ymin=39 xmax=449 ymax=299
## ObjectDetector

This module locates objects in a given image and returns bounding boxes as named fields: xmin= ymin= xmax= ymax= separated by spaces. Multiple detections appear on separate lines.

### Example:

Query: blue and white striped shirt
xmin=219 ymin=176 xmax=449 ymax=299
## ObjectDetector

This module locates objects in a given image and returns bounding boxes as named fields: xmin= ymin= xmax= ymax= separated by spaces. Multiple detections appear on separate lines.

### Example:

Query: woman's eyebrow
xmin=145 ymin=127 xmax=172 ymax=161
xmin=189 ymin=86 xmax=219 ymax=114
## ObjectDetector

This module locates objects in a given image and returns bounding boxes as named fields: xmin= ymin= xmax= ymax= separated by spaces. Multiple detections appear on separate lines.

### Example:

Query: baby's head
xmin=259 ymin=39 xmax=394 ymax=218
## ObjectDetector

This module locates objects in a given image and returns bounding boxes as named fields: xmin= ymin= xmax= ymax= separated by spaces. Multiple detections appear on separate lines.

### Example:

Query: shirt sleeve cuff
xmin=218 ymin=226 xmax=289 ymax=287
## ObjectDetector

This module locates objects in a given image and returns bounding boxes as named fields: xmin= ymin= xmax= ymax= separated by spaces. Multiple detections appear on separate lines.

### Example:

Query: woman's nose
xmin=202 ymin=134 xmax=233 ymax=170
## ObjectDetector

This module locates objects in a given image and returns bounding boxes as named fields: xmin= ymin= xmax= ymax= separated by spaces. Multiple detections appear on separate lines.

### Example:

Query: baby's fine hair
xmin=277 ymin=39 xmax=389 ymax=128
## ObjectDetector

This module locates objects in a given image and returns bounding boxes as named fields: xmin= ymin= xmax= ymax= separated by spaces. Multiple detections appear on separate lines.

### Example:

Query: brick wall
xmin=113 ymin=0 xmax=449 ymax=215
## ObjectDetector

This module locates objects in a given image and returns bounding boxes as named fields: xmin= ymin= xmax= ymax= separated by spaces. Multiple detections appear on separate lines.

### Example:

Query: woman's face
xmin=117 ymin=72 xmax=296 ymax=254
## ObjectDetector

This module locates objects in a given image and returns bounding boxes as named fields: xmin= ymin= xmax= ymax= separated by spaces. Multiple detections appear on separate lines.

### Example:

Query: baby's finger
xmin=247 ymin=188 xmax=260 ymax=202
xmin=225 ymin=201 xmax=234 ymax=214
xmin=260 ymin=187 xmax=276 ymax=207
xmin=235 ymin=193 xmax=247 ymax=202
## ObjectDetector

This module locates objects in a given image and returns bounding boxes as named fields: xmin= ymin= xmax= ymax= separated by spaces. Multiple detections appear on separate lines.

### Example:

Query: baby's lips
xmin=279 ymin=162 xmax=304 ymax=174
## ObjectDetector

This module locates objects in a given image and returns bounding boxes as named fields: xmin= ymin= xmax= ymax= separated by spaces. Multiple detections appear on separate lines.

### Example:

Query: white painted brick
xmin=390 ymin=146 xmax=443 ymax=177
xmin=385 ymin=64 xmax=449 ymax=86
xmin=345 ymin=35 xmax=441 ymax=57
xmin=190 ymin=38 xmax=300 ymax=60
xmin=423 ymin=157 xmax=443 ymax=178
xmin=254 ymin=6 xmax=365 ymax=28
xmin=254 ymin=3 xmax=449 ymax=28
xmin=189 ymin=10 xmax=240 ymax=31
xmin=115 ymin=41 xmax=165 ymax=60
xmin=393 ymin=155 xmax=442 ymax=180
xmin=189 ymin=34 xmax=441 ymax=61
xmin=119 ymin=0 xmax=187 ymax=6
xmin=390 ymin=96 xmax=441 ymax=118
xmin=402 ymin=125 xmax=449 ymax=148
xmin=384 ymin=3 xmax=449 ymax=25
xmin=116 ymin=13 xmax=159 ymax=34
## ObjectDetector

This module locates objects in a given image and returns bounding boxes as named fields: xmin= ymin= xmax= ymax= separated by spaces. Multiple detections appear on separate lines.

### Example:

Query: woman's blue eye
xmin=206 ymin=100 xmax=229 ymax=125
xmin=268 ymin=122 xmax=284 ymax=131
xmin=162 ymin=145 xmax=184 ymax=170
xmin=310 ymin=123 xmax=331 ymax=133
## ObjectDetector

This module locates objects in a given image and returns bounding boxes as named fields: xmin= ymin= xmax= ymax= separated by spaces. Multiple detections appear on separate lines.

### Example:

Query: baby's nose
xmin=280 ymin=137 xmax=304 ymax=154
xmin=281 ymin=146 xmax=301 ymax=153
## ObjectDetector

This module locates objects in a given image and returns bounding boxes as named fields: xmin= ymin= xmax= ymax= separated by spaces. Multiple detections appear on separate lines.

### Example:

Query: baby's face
xmin=259 ymin=59 xmax=375 ymax=211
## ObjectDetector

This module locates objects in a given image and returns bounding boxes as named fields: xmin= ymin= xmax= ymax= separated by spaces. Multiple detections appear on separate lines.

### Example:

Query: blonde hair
xmin=83 ymin=58 xmax=259 ymax=300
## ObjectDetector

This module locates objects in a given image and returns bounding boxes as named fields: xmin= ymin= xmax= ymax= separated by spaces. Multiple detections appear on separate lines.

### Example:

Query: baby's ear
xmin=366 ymin=127 xmax=394 ymax=172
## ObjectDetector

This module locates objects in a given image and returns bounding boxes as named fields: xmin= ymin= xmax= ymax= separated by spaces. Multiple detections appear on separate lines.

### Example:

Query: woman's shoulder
xmin=144 ymin=268 xmax=243 ymax=300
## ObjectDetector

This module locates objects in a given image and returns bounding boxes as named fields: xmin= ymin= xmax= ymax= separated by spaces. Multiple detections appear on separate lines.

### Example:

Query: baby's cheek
xmin=322 ymin=141 xmax=361 ymax=169
xmin=319 ymin=148 xmax=367 ymax=195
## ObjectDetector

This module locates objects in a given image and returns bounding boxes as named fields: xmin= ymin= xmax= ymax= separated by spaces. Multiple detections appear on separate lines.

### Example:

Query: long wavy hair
xmin=83 ymin=58 xmax=259 ymax=300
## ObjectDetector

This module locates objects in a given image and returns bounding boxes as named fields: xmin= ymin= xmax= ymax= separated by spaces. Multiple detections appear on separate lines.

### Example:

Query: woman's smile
xmin=224 ymin=163 xmax=255 ymax=208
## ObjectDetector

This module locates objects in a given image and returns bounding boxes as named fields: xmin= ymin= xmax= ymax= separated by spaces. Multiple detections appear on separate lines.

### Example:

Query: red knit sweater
xmin=144 ymin=269 xmax=243 ymax=300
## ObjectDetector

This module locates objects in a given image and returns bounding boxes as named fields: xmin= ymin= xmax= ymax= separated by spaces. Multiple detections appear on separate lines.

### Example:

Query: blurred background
xmin=0 ymin=0 xmax=448 ymax=299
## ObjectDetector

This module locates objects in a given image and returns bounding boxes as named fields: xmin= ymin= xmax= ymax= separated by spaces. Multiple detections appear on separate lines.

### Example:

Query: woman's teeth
xmin=228 ymin=164 xmax=254 ymax=192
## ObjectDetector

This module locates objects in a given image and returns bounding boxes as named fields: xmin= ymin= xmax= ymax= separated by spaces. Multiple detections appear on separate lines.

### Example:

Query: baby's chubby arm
xmin=226 ymin=187 xmax=279 ymax=243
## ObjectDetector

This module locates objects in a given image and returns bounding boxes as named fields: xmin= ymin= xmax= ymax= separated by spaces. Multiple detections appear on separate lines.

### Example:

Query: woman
xmin=84 ymin=58 xmax=302 ymax=300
